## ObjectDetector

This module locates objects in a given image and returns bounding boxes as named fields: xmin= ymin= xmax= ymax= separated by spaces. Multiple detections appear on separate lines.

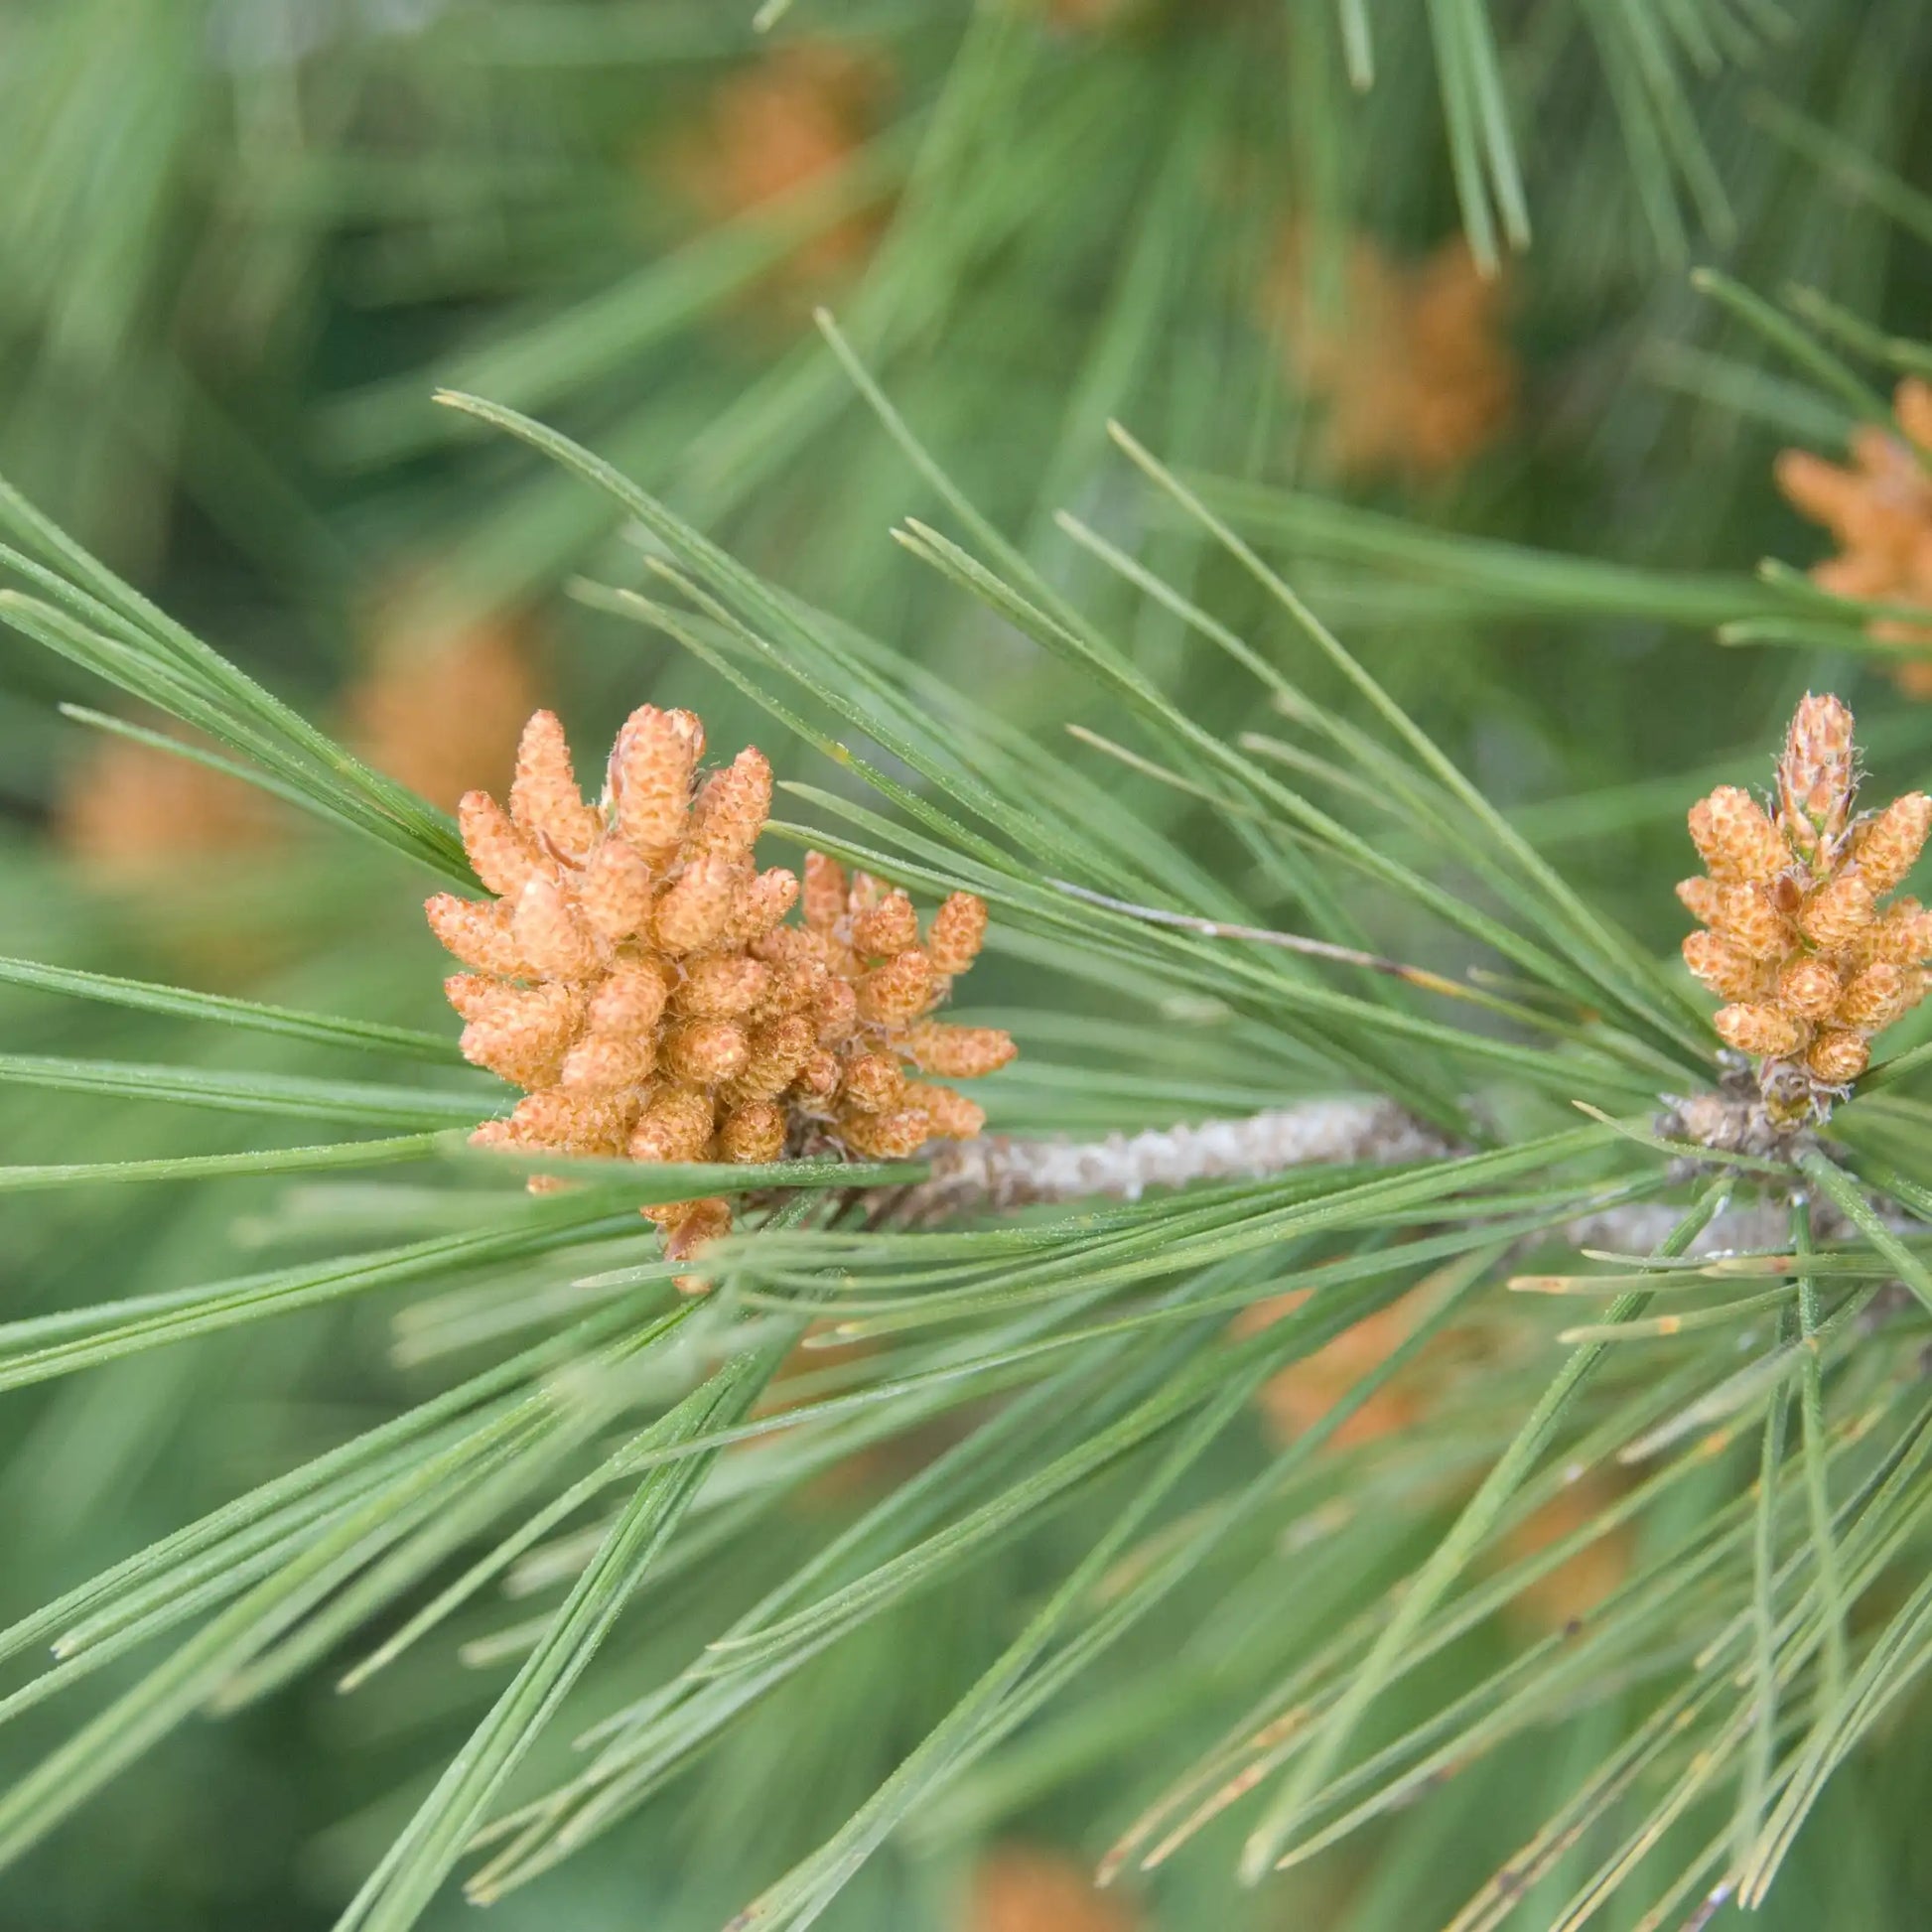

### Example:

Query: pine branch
xmin=879 ymin=1099 xmax=1459 ymax=1221
xmin=880 ymin=1097 xmax=1925 ymax=1263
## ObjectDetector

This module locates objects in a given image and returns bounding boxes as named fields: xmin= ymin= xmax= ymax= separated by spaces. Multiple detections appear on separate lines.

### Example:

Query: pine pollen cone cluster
xmin=1269 ymin=227 xmax=1513 ymax=483
xmin=1775 ymin=379 xmax=1932 ymax=695
xmin=425 ymin=706 xmax=1016 ymax=1273
xmin=1679 ymin=693 xmax=1932 ymax=1120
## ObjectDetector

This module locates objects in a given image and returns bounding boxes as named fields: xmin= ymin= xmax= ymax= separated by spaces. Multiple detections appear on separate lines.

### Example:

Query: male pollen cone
xmin=427 ymin=706 xmax=1016 ymax=1285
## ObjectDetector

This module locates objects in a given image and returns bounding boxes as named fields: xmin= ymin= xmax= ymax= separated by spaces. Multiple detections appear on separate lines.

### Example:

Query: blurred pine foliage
xmin=4 ymin=5 xmax=1932 ymax=1931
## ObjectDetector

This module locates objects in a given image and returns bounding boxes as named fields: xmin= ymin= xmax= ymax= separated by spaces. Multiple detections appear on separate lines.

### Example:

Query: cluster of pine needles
xmin=6 ymin=7 xmax=1932 ymax=1932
